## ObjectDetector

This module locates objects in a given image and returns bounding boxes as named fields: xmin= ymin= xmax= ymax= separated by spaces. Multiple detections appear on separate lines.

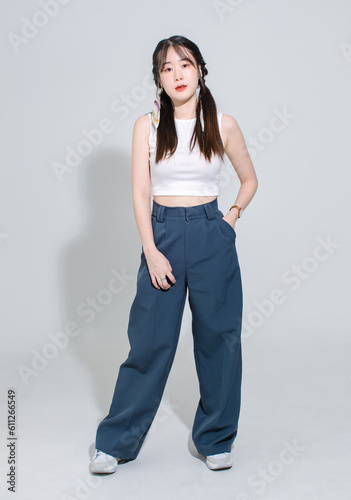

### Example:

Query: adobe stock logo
xmin=340 ymin=40 xmax=351 ymax=64
xmin=7 ymin=0 xmax=73 ymax=54
xmin=236 ymin=439 xmax=307 ymax=499
xmin=213 ymin=0 xmax=246 ymax=22
xmin=246 ymin=106 xmax=295 ymax=160
xmin=51 ymin=66 xmax=155 ymax=183
xmin=17 ymin=266 xmax=134 ymax=386
xmin=223 ymin=235 xmax=340 ymax=352
xmin=60 ymin=474 xmax=102 ymax=500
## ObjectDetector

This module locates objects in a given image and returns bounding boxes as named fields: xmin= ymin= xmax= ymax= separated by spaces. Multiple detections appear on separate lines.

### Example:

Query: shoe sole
xmin=206 ymin=459 xmax=233 ymax=471
xmin=206 ymin=463 xmax=232 ymax=470
xmin=89 ymin=464 xmax=118 ymax=474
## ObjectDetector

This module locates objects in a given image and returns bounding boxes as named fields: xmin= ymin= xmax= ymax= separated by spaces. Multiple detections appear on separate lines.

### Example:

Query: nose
xmin=174 ymin=69 xmax=183 ymax=81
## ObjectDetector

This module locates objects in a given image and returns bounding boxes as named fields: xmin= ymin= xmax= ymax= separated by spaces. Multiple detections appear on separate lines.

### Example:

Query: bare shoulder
xmin=221 ymin=113 xmax=241 ymax=135
xmin=132 ymin=113 xmax=151 ymax=179
xmin=221 ymin=113 xmax=244 ymax=149
xmin=133 ymin=112 xmax=150 ymax=140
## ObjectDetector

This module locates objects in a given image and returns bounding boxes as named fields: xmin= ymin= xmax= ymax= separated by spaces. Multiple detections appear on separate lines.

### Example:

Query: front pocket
xmin=216 ymin=214 xmax=236 ymax=239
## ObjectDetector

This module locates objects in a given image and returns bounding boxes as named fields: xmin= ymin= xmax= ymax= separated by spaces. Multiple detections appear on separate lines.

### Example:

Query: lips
xmin=175 ymin=85 xmax=187 ymax=90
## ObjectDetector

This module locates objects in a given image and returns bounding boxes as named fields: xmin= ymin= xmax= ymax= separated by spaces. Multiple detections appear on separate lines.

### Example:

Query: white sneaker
xmin=206 ymin=452 xmax=233 ymax=470
xmin=89 ymin=449 xmax=118 ymax=474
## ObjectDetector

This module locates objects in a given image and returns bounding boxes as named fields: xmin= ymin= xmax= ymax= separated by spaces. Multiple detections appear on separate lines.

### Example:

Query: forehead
xmin=163 ymin=46 xmax=195 ymax=65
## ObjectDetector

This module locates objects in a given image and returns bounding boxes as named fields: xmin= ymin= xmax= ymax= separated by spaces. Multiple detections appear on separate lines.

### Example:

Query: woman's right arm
xmin=131 ymin=114 xmax=176 ymax=290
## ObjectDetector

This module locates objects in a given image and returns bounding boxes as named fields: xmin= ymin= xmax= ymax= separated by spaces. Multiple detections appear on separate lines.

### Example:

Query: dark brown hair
xmin=151 ymin=35 xmax=225 ymax=164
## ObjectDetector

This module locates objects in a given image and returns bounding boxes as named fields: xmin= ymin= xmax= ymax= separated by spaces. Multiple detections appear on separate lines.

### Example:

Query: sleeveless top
xmin=147 ymin=112 xmax=225 ymax=196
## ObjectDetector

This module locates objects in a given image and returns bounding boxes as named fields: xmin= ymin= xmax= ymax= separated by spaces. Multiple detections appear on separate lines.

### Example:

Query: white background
xmin=1 ymin=1 xmax=350 ymax=499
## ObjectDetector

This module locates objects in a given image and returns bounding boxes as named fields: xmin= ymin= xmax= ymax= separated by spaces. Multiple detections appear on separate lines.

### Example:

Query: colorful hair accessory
xmin=151 ymin=86 xmax=163 ymax=129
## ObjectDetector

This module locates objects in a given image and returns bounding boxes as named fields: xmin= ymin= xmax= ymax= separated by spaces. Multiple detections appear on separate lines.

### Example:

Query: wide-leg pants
xmin=95 ymin=198 xmax=243 ymax=460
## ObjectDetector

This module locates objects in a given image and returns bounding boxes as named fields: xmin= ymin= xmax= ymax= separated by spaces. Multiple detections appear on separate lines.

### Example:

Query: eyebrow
xmin=164 ymin=58 xmax=189 ymax=63
xmin=162 ymin=57 xmax=194 ymax=68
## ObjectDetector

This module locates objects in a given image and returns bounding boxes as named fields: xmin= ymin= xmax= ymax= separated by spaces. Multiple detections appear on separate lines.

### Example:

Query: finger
xmin=164 ymin=261 xmax=175 ymax=283
xmin=158 ymin=276 xmax=171 ymax=289
xmin=154 ymin=275 xmax=167 ymax=289
xmin=167 ymin=271 xmax=176 ymax=284
xmin=151 ymin=276 xmax=160 ymax=289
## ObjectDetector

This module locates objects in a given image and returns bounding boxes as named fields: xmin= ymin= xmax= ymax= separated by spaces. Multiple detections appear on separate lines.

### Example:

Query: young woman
xmin=90 ymin=35 xmax=258 ymax=474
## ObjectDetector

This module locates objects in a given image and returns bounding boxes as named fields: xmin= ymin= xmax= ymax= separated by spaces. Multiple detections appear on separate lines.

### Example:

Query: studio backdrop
xmin=1 ymin=1 xmax=350 ymax=499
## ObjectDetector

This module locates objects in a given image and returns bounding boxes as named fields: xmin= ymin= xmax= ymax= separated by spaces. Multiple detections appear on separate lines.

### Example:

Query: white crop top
xmin=148 ymin=112 xmax=225 ymax=196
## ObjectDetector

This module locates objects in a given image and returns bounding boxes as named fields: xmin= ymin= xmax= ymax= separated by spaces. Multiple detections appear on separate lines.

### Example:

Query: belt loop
xmin=203 ymin=202 xmax=215 ymax=220
xmin=156 ymin=204 xmax=165 ymax=222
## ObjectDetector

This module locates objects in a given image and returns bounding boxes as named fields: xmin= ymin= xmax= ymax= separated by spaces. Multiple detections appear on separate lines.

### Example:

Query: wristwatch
xmin=229 ymin=205 xmax=243 ymax=218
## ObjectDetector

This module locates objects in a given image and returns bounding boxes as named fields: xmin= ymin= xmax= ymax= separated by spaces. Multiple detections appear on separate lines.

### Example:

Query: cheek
xmin=188 ymin=69 xmax=200 ymax=82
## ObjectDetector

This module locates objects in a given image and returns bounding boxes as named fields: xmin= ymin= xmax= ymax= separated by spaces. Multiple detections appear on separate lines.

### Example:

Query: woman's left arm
xmin=221 ymin=113 xmax=259 ymax=227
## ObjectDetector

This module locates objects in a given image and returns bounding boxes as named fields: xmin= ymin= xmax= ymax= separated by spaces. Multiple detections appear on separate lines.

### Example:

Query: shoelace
xmin=94 ymin=450 xmax=110 ymax=462
xmin=94 ymin=449 xmax=118 ymax=462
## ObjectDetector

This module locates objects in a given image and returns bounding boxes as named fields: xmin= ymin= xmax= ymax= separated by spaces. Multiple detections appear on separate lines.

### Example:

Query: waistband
xmin=151 ymin=198 xmax=219 ymax=222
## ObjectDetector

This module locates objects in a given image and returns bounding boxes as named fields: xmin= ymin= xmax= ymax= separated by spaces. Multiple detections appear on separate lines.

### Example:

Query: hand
xmin=222 ymin=210 xmax=238 ymax=230
xmin=144 ymin=247 xmax=176 ymax=290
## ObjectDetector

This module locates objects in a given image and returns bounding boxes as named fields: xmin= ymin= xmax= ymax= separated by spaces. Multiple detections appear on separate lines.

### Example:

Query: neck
xmin=172 ymin=94 xmax=198 ymax=120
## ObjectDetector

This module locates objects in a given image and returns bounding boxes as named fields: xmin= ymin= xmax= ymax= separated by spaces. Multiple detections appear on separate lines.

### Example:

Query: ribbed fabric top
xmin=148 ymin=112 xmax=225 ymax=196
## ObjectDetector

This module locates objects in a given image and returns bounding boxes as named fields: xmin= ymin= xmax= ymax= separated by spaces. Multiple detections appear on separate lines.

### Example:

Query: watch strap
xmin=229 ymin=205 xmax=242 ymax=218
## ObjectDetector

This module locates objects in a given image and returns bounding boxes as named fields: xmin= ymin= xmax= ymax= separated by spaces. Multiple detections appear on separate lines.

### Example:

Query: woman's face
xmin=159 ymin=46 xmax=202 ymax=105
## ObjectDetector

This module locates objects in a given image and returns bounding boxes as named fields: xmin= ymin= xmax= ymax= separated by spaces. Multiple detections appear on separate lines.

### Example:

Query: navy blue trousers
xmin=95 ymin=198 xmax=243 ymax=459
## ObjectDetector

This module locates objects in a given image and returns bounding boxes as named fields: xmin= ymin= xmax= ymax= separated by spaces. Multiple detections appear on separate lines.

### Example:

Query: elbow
xmin=133 ymin=189 xmax=151 ymax=202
